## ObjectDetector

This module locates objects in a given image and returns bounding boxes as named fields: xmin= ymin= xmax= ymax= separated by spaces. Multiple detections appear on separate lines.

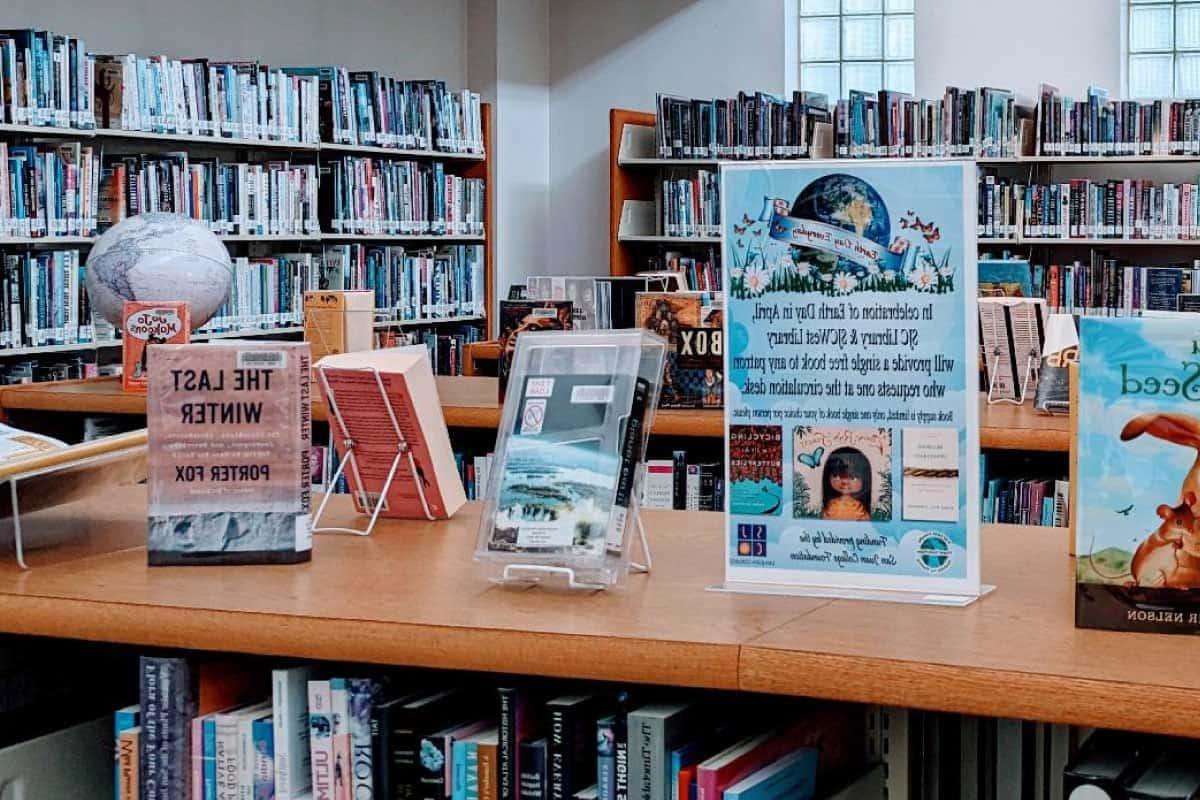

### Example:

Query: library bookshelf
xmin=0 ymin=102 xmax=496 ymax=347
xmin=0 ymin=485 xmax=1196 ymax=738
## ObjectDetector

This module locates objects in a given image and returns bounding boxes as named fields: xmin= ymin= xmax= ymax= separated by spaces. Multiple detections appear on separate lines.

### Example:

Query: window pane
xmin=843 ymin=61 xmax=882 ymax=94
xmin=843 ymin=15 xmax=883 ymax=59
xmin=801 ymin=0 xmax=840 ymax=15
xmin=885 ymin=61 xmax=914 ymax=94
xmin=842 ymin=0 xmax=882 ymax=11
xmin=802 ymin=63 xmax=841 ymax=100
xmin=801 ymin=16 xmax=840 ymax=61
xmin=1130 ymin=53 xmax=1175 ymax=96
xmin=884 ymin=14 xmax=914 ymax=59
xmin=1130 ymin=4 xmax=1175 ymax=51
xmin=885 ymin=0 xmax=914 ymax=10
xmin=1179 ymin=53 xmax=1200 ymax=94
xmin=1178 ymin=3 xmax=1200 ymax=49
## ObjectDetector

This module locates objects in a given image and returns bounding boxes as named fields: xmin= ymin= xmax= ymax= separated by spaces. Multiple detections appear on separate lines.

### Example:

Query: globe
xmin=789 ymin=173 xmax=891 ymax=278
xmin=85 ymin=213 xmax=233 ymax=329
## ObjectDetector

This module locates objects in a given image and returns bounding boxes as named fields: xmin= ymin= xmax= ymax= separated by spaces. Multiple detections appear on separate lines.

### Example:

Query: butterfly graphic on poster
xmin=797 ymin=446 xmax=825 ymax=469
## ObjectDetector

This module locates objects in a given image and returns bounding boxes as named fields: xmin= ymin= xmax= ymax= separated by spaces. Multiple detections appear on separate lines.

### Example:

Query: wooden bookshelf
xmin=978 ymin=397 xmax=1070 ymax=452
xmin=609 ymin=109 xmax=658 ymax=276
xmin=0 ymin=486 xmax=1194 ymax=737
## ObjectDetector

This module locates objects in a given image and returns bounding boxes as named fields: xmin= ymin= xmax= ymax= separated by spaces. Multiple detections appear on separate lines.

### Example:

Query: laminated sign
xmin=721 ymin=161 xmax=982 ymax=600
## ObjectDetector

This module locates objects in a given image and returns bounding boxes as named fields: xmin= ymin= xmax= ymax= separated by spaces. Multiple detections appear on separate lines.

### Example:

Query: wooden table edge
xmin=738 ymin=646 xmax=1197 ymax=737
xmin=0 ymin=593 xmax=741 ymax=690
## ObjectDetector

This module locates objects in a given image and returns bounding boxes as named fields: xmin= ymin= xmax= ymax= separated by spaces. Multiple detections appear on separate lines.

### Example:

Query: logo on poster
xmin=913 ymin=530 xmax=953 ymax=574
xmin=737 ymin=523 xmax=768 ymax=557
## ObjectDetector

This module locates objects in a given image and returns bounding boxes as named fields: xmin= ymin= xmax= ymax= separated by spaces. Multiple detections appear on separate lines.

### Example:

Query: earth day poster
xmin=721 ymin=160 xmax=981 ymax=598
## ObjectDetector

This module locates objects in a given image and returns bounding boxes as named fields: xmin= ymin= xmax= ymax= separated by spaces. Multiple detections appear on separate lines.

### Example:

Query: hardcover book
xmin=978 ymin=258 xmax=1033 ymax=298
xmin=140 ymin=656 xmax=198 ymax=800
xmin=1076 ymin=316 xmax=1200 ymax=633
xmin=496 ymin=301 xmax=572 ymax=401
xmin=546 ymin=695 xmax=600 ymax=800
xmin=635 ymin=292 xmax=722 ymax=409
xmin=122 ymin=301 xmax=190 ymax=394
xmin=273 ymin=666 xmax=315 ymax=800
xmin=146 ymin=342 xmax=313 ymax=565
xmin=315 ymin=346 xmax=466 ymax=520
xmin=720 ymin=749 xmax=817 ymax=800
xmin=1033 ymin=313 xmax=1078 ymax=415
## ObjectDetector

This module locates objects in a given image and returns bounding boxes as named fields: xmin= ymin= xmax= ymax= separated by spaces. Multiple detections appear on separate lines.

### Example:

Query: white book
xmin=273 ymin=666 xmax=315 ymax=800
xmin=215 ymin=701 xmax=270 ymax=800
xmin=684 ymin=464 xmax=700 ymax=511
xmin=239 ymin=706 xmax=271 ymax=800
xmin=308 ymin=681 xmax=335 ymax=800
xmin=641 ymin=460 xmax=674 ymax=510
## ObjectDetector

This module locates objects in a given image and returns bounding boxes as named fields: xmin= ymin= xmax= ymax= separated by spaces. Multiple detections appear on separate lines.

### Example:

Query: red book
xmin=122 ymin=301 xmax=190 ymax=393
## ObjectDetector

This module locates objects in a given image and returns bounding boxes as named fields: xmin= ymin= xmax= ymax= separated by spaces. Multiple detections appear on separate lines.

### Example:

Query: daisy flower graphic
xmin=833 ymin=272 xmax=858 ymax=294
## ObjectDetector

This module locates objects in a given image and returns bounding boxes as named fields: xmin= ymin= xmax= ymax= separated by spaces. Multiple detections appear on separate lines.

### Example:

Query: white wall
xmin=3 ymin=0 xmax=467 ymax=84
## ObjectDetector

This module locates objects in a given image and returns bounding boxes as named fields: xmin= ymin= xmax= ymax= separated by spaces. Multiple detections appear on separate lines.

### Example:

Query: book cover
xmin=141 ymin=655 xmax=198 ymax=800
xmin=546 ymin=695 xmax=599 ymax=800
xmin=273 ymin=666 xmax=315 ymax=800
xmin=496 ymin=301 xmax=572 ymax=401
xmin=146 ymin=342 xmax=312 ymax=565
xmin=122 ymin=301 xmax=190 ymax=393
xmin=304 ymin=290 xmax=374 ymax=362
xmin=721 ymin=749 xmax=817 ymax=800
xmin=518 ymin=738 xmax=547 ymax=800
xmin=315 ymin=346 xmax=466 ymax=520
xmin=979 ymin=297 xmax=1047 ymax=402
xmin=729 ymin=426 xmax=783 ymax=517
xmin=978 ymin=259 xmax=1032 ymax=298
xmin=119 ymin=726 xmax=140 ymax=800
xmin=1033 ymin=313 xmax=1079 ymax=415
xmin=641 ymin=460 xmax=674 ymax=510
xmin=636 ymin=292 xmax=722 ymax=409
xmin=309 ymin=681 xmax=336 ymax=800
xmin=1076 ymin=316 xmax=1200 ymax=632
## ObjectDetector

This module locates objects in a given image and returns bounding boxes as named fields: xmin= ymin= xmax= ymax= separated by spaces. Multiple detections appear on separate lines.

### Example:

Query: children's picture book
xmin=122 ymin=301 xmax=190 ymax=393
xmin=721 ymin=160 xmax=980 ymax=597
xmin=1033 ymin=313 xmax=1078 ymax=414
xmin=314 ymin=346 xmax=467 ymax=520
xmin=635 ymin=291 xmax=723 ymax=409
xmin=978 ymin=258 xmax=1033 ymax=298
xmin=496 ymin=301 xmax=572 ymax=401
xmin=146 ymin=342 xmax=313 ymax=565
xmin=1076 ymin=317 xmax=1200 ymax=633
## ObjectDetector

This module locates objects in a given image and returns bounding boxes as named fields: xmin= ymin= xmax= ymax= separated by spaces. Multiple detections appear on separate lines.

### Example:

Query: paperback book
xmin=496 ymin=300 xmax=572 ymax=401
xmin=635 ymin=291 xmax=723 ymax=409
xmin=121 ymin=301 xmax=190 ymax=394
xmin=146 ymin=341 xmax=313 ymax=565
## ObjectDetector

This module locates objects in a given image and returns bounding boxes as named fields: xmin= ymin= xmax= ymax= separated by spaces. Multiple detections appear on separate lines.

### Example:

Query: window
xmin=798 ymin=0 xmax=915 ymax=100
xmin=1127 ymin=0 xmax=1200 ymax=97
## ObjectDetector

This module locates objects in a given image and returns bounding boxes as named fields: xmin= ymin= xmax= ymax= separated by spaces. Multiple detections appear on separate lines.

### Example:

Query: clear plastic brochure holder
xmin=475 ymin=329 xmax=667 ymax=590
xmin=312 ymin=363 xmax=435 ymax=536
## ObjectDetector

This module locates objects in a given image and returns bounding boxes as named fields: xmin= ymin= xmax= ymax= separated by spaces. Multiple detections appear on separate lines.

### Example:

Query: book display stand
xmin=312 ymin=365 xmax=435 ymax=536
xmin=497 ymin=512 xmax=654 ymax=590
xmin=986 ymin=351 xmax=1038 ymax=406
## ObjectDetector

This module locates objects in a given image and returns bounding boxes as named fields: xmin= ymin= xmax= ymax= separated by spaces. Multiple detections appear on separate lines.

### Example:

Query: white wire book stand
xmin=312 ymin=365 xmax=434 ymax=536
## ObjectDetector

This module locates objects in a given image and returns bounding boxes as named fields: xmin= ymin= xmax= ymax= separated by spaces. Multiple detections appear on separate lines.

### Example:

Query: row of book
xmin=453 ymin=450 xmax=493 ymax=501
xmin=660 ymin=170 xmax=719 ymax=237
xmin=644 ymin=249 xmax=722 ymax=292
xmin=977 ymin=174 xmax=1200 ymax=241
xmin=95 ymin=55 xmax=321 ymax=144
xmin=0 ymin=248 xmax=91 ymax=347
xmin=119 ymin=656 xmax=866 ymax=800
xmin=311 ymin=69 xmax=483 ymax=154
xmin=101 ymin=155 xmax=320 ymax=236
xmin=0 ymin=141 xmax=101 ymax=237
xmin=982 ymin=475 xmax=1069 ymax=527
xmin=1 ymin=28 xmax=484 ymax=155
xmin=374 ymin=323 xmax=484 ymax=377
xmin=325 ymin=157 xmax=485 ymax=236
xmin=321 ymin=243 xmax=485 ymax=320
xmin=655 ymin=91 xmax=833 ymax=160
xmin=199 ymin=253 xmax=317 ymax=334
xmin=1035 ymin=85 xmax=1200 ymax=156
xmin=642 ymin=451 xmax=725 ymax=512
xmin=979 ymin=254 xmax=1200 ymax=316
xmin=0 ymin=29 xmax=94 ymax=129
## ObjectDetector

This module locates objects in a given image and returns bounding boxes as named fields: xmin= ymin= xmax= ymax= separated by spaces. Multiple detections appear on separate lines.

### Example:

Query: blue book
xmin=721 ymin=749 xmax=817 ymax=800
xmin=979 ymin=258 xmax=1033 ymax=299
xmin=596 ymin=716 xmax=616 ymax=800
xmin=113 ymin=705 xmax=140 ymax=798
xmin=203 ymin=716 xmax=218 ymax=800
xmin=252 ymin=714 xmax=274 ymax=800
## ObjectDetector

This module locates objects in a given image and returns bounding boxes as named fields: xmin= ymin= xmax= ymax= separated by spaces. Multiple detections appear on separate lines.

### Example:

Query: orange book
xmin=118 ymin=727 xmax=139 ymax=800
xmin=304 ymin=290 xmax=374 ymax=362
xmin=477 ymin=734 xmax=498 ymax=800
xmin=122 ymin=301 xmax=189 ymax=393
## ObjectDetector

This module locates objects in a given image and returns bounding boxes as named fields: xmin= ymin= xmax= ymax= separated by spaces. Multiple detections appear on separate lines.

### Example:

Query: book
xmin=314 ymin=345 xmax=466 ymax=519
xmin=720 ymin=749 xmax=817 ymax=800
xmin=347 ymin=679 xmax=377 ymax=800
xmin=496 ymin=301 xmax=572 ymax=400
xmin=252 ymin=715 xmax=274 ymax=800
xmin=387 ymin=689 xmax=475 ymax=800
xmin=1033 ymin=313 xmax=1078 ymax=415
xmin=978 ymin=297 xmax=1047 ymax=402
xmin=273 ymin=666 xmax=315 ymax=800
xmin=331 ymin=679 xmax=352 ymax=800
xmin=546 ymin=695 xmax=599 ymax=800
xmin=324 ymin=156 xmax=484 ymax=236
xmin=635 ymin=292 xmax=722 ymax=409
xmin=122 ymin=301 xmax=190 ymax=393
xmin=978 ymin=259 xmax=1033 ymax=298
xmin=478 ymin=731 xmax=500 ymax=800
xmin=141 ymin=655 xmax=199 ymax=800
xmin=518 ymin=738 xmax=547 ymax=800
xmin=304 ymin=290 xmax=374 ymax=362
xmin=498 ymin=686 xmax=541 ymax=800
xmin=146 ymin=341 xmax=313 ymax=565
xmin=309 ymin=681 xmax=336 ymax=800
xmin=118 ymin=725 xmax=140 ymax=800
xmin=318 ymin=244 xmax=484 ymax=322
xmin=422 ymin=719 xmax=491 ymax=800
xmin=114 ymin=704 xmax=140 ymax=799
xmin=453 ymin=728 xmax=497 ymax=800
xmin=640 ymin=460 xmax=674 ymax=510
xmin=627 ymin=704 xmax=702 ymax=800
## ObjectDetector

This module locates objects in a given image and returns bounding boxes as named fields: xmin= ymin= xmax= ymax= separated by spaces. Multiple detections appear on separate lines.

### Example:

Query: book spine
xmin=518 ymin=740 xmax=546 ymax=800
xmin=613 ymin=715 xmax=629 ymax=800
xmin=204 ymin=718 xmax=218 ymax=800
xmin=331 ymin=680 xmax=352 ymax=800
xmin=479 ymin=742 xmax=498 ymax=800
xmin=141 ymin=656 xmax=196 ymax=800
xmin=309 ymin=681 xmax=335 ymax=800
xmin=348 ymin=680 xmax=375 ymax=800
xmin=627 ymin=715 xmax=655 ymax=800
xmin=253 ymin=717 xmax=275 ymax=800
xmin=119 ymin=727 xmax=141 ymax=800
xmin=596 ymin=717 xmax=615 ymax=800
xmin=497 ymin=688 xmax=522 ymax=800
xmin=217 ymin=714 xmax=240 ymax=800
xmin=419 ymin=734 xmax=452 ymax=800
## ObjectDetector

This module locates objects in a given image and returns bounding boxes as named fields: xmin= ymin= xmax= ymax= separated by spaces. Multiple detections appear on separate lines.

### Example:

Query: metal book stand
xmin=312 ymin=365 xmax=434 ymax=536
xmin=984 ymin=307 xmax=1041 ymax=406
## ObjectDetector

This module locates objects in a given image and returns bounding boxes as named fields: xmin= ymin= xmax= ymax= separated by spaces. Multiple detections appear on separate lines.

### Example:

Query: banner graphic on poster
xmin=722 ymin=160 xmax=981 ymax=598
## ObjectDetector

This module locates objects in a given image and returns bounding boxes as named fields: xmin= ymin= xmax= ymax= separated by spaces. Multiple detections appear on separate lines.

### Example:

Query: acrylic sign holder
xmin=312 ymin=365 xmax=434 ymax=536
xmin=497 ymin=511 xmax=654 ymax=591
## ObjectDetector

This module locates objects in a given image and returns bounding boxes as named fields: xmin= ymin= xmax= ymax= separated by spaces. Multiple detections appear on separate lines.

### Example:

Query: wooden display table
xmin=0 ymin=487 xmax=1192 ymax=738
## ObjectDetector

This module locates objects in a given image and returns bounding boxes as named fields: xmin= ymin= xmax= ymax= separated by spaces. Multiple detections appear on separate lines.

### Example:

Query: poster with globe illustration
xmin=721 ymin=160 xmax=982 ymax=600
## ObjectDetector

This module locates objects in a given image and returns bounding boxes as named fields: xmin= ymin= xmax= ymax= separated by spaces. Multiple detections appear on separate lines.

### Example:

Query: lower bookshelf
xmin=0 ymin=485 xmax=1194 ymax=738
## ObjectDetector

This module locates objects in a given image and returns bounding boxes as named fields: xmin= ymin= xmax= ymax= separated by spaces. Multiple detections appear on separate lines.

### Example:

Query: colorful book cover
xmin=978 ymin=259 xmax=1032 ymax=298
xmin=252 ymin=714 xmax=275 ymax=800
xmin=121 ymin=300 xmax=190 ymax=393
xmin=721 ymin=749 xmax=817 ymax=800
xmin=146 ymin=342 xmax=312 ymax=565
xmin=1076 ymin=317 xmax=1200 ymax=633
xmin=722 ymin=161 xmax=980 ymax=596
xmin=729 ymin=426 xmax=783 ymax=516
xmin=636 ymin=292 xmax=722 ymax=409
xmin=496 ymin=301 xmax=572 ymax=401
xmin=314 ymin=346 xmax=466 ymax=520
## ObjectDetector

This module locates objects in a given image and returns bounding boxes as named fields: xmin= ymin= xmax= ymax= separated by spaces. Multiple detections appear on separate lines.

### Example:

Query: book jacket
xmin=146 ymin=341 xmax=313 ymax=565
xmin=122 ymin=301 xmax=190 ymax=393
xmin=497 ymin=301 xmax=572 ymax=401
xmin=636 ymin=292 xmax=723 ymax=409
xmin=721 ymin=161 xmax=980 ymax=596
xmin=1076 ymin=317 xmax=1200 ymax=633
